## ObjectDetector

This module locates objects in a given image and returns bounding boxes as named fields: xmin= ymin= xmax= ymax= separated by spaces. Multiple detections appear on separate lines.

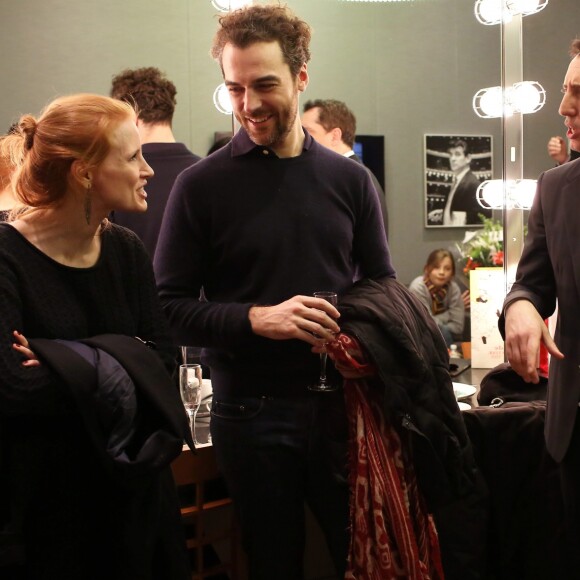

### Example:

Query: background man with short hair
xmin=110 ymin=66 xmax=201 ymax=257
xmin=302 ymin=98 xmax=389 ymax=237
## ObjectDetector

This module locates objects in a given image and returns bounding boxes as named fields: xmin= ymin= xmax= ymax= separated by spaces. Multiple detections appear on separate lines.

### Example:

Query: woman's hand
xmin=12 ymin=330 xmax=41 ymax=367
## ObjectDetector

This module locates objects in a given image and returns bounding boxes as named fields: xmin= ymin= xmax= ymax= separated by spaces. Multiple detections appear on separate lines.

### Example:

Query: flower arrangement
xmin=456 ymin=215 xmax=503 ymax=276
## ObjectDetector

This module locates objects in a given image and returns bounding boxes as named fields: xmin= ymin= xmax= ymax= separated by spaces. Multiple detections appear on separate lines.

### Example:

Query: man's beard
xmin=239 ymin=100 xmax=298 ymax=149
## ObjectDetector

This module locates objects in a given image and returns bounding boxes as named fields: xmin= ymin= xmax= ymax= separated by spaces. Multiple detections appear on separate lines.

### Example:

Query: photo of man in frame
xmin=425 ymin=135 xmax=493 ymax=227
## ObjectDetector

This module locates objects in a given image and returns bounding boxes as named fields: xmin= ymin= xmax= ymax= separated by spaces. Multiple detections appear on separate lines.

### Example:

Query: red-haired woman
xmin=0 ymin=94 xmax=191 ymax=579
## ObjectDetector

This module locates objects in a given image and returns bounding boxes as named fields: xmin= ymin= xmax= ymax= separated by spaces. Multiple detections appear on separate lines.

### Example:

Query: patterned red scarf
xmin=327 ymin=335 xmax=444 ymax=580
xmin=423 ymin=275 xmax=448 ymax=315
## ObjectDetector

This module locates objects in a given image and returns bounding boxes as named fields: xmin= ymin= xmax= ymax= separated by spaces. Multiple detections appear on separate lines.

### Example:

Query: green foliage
xmin=456 ymin=215 xmax=504 ymax=275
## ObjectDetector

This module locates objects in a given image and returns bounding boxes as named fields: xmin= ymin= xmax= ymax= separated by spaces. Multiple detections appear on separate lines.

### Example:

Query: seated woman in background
xmin=409 ymin=249 xmax=464 ymax=347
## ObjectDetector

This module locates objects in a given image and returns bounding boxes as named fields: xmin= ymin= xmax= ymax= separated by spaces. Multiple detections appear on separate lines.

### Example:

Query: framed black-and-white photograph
xmin=424 ymin=134 xmax=493 ymax=228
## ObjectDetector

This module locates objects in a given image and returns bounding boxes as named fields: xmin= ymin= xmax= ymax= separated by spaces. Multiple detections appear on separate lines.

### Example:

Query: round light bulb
xmin=211 ymin=0 xmax=251 ymax=13
xmin=475 ymin=0 xmax=508 ymax=25
xmin=510 ymin=179 xmax=537 ymax=209
xmin=213 ymin=83 xmax=233 ymax=115
xmin=512 ymin=81 xmax=545 ymax=114
xmin=477 ymin=180 xmax=504 ymax=209
xmin=508 ymin=0 xmax=543 ymax=14
xmin=474 ymin=86 xmax=504 ymax=118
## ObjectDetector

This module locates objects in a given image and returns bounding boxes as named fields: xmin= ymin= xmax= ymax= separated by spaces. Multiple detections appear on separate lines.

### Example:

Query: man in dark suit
xmin=301 ymin=99 xmax=388 ymax=238
xmin=501 ymin=37 xmax=580 ymax=553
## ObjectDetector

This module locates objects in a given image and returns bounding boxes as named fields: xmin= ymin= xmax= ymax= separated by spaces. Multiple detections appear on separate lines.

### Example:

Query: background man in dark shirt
xmin=154 ymin=5 xmax=394 ymax=579
xmin=110 ymin=67 xmax=201 ymax=257
xmin=301 ymin=98 xmax=389 ymax=238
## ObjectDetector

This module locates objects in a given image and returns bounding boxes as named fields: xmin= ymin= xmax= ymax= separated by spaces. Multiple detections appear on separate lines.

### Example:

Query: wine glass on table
xmin=179 ymin=363 xmax=203 ymax=444
xmin=308 ymin=291 xmax=338 ymax=393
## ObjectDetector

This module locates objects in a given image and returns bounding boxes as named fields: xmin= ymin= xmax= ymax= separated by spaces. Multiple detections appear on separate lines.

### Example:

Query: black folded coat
xmin=30 ymin=333 xmax=194 ymax=485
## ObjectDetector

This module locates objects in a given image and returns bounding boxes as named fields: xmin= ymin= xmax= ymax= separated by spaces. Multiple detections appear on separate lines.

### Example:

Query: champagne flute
xmin=179 ymin=363 xmax=203 ymax=444
xmin=308 ymin=291 xmax=338 ymax=392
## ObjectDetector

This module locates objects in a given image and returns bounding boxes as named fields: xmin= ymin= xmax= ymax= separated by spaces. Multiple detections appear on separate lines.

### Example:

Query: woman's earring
xmin=84 ymin=183 xmax=92 ymax=225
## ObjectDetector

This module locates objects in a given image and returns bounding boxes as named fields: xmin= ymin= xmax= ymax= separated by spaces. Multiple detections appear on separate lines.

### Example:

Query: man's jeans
xmin=210 ymin=390 xmax=349 ymax=579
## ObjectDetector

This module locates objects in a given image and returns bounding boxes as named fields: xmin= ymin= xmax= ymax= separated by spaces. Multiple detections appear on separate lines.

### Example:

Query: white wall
xmin=1 ymin=0 xmax=232 ymax=154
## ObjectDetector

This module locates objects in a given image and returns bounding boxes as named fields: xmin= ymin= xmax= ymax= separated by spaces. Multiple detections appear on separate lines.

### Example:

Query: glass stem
xmin=192 ymin=408 xmax=199 ymax=444
xmin=319 ymin=352 xmax=328 ymax=385
xmin=187 ymin=410 xmax=195 ymax=443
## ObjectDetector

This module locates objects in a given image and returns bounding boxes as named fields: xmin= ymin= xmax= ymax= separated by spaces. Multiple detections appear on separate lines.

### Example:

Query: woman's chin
xmin=132 ymin=200 xmax=148 ymax=213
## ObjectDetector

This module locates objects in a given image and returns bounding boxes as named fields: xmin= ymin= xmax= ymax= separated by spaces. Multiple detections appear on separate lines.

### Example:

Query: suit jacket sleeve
xmin=499 ymin=170 xmax=557 ymax=334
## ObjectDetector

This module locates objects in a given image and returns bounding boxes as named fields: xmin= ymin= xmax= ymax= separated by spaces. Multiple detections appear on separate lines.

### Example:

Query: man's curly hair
xmin=210 ymin=4 xmax=311 ymax=77
xmin=110 ymin=67 xmax=177 ymax=125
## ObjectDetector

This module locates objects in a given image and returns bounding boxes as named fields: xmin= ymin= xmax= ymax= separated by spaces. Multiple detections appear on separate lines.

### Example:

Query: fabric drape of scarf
xmin=423 ymin=275 xmax=449 ymax=316
xmin=327 ymin=334 xmax=444 ymax=580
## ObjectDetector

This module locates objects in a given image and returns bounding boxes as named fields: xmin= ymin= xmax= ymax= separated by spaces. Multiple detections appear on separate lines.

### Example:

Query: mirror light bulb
xmin=506 ymin=0 xmax=547 ymax=15
xmin=511 ymin=81 xmax=545 ymax=114
xmin=211 ymin=0 xmax=251 ymax=13
xmin=475 ymin=0 xmax=507 ymax=25
xmin=473 ymin=86 xmax=504 ymax=118
xmin=476 ymin=179 xmax=537 ymax=209
xmin=476 ymin=0 xmax=548 ymax=25
xmin=510 ymin=179 xmax=537 ymax=209
xmin=213 ymin=83 xmax=233 ymax=115
xmin=473 ymin=82 xmax=545 ymax=118
xmin=477 ymin=180 xmax=504 ymax=209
